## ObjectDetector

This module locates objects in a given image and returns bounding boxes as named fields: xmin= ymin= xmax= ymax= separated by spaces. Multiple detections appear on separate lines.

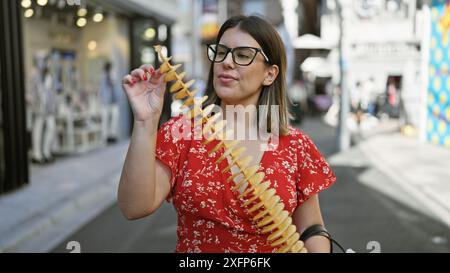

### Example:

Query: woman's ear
xmin=263 ymin=64 xmax=279 ymax=86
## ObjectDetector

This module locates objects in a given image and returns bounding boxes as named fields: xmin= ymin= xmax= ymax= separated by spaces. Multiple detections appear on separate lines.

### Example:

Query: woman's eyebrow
xmin=219 ymin=43 xmax=258 ymax=48
xmin=235 ymin=45 xmax=257 ymax=48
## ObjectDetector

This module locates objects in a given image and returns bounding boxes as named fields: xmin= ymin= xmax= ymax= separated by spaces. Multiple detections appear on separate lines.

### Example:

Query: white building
xmin=319 ymin=0 xmax=424 ymax=129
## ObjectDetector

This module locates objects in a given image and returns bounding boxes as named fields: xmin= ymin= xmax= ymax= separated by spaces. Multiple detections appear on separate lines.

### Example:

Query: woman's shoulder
xmin=283 ymin=125 xmax=316 ymax=149
xmin=159 ymin=114 xmax=186 ymax=130
xmin=286 ymin=125 xmax=309 ymax=140
xmin=287 ymin=126 xmax=303 ymax=136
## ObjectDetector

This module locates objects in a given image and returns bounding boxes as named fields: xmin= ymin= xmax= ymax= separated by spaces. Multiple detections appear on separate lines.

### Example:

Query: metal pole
xmin=218 ymin=0 xmax=228 ymax=24
xmin=419 ymin=3 xmax=431 ymax=143
xmin=191 ymin=0 xmax=202 ymax=79
xmin=337 ymin=0 xmax=351 ymax=151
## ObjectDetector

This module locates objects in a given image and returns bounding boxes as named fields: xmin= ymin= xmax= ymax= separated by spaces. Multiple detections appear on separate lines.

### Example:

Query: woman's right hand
xmin=122 ymin=64 xmax=167 ymax=122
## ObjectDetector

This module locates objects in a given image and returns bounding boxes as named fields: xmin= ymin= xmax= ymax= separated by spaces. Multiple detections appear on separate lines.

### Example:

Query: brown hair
xmin=203 ymin=15 xmax=291 ymax=136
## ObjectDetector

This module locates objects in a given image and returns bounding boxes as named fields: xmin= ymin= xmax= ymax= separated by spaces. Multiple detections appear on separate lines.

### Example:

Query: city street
xmin=51 ymin=117 xmax=450 ymax=253
xmin=2 ymin=0 xmax=450 ymax=255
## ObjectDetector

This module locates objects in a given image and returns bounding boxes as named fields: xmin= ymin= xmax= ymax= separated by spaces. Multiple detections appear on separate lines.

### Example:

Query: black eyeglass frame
xmin=206 ymin=43 xmax=270 ymax=66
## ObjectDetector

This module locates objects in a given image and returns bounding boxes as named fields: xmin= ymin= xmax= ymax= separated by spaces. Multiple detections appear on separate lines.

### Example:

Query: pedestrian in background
xmin=100 ymin=61 xmax=120 ymax=143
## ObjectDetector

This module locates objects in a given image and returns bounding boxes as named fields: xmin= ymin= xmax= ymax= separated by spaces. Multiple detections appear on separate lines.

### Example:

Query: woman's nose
xmin=222 ymin=52 xmax=235 ymax=68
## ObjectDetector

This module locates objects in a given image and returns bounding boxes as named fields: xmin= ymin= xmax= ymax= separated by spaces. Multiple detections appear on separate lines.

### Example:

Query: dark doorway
xmin=0 ymin=0 xmax=29 ymax=194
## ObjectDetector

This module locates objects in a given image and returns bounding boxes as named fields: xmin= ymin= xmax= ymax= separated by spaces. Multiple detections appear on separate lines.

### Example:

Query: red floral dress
xmin=155 ymin=115 xmax=336 ymax=253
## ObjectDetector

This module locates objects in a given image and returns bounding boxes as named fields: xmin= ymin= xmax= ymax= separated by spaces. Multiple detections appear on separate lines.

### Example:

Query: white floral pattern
xmin=155 ymin=115 xmax=336 ymax=253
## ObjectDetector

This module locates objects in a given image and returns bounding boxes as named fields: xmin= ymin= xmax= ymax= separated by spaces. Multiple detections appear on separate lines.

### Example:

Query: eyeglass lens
xmin=208 ymin=44 xmax=257 ymax=65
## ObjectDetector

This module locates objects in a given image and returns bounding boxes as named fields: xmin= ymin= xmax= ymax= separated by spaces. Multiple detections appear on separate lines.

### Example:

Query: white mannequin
xmin=29 ymin=55 xmax=57 ymax=163
xmin=57 ymin=59 xmax=79 ymax=153
xmin=99 ymin=61 xmax=119 ymax=143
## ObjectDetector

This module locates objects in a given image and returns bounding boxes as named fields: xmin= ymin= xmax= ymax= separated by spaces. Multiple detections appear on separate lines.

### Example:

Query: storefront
xmin=0 ymin=0 xmax=174 ymax=194
xmin=22 ymin=0 xmax=174 ymax=153
xmin=22 ymin=1 xmax=135 ymax=160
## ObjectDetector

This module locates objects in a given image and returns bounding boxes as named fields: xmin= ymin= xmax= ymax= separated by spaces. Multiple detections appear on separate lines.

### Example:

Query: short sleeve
xmin=296 ymin=132 xmax=336 ymax=205
xmin=155 ymin=116 xmax=186 ymax=202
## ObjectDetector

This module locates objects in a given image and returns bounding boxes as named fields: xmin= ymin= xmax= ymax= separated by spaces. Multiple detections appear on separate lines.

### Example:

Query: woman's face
xmin=213 ymin=27 xmax=270 ymax=106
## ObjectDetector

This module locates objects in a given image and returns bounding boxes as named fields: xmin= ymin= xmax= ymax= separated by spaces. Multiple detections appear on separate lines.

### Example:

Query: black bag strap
xmin=300 ymin=224 xmax=346 ymax=253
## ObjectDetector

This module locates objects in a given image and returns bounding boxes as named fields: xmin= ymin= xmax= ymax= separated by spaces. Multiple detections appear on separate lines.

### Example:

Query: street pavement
xmin=50 ymin=116 xmax=450 ymax=253
xmin=0 ymin=142 xmax=125 ymax=253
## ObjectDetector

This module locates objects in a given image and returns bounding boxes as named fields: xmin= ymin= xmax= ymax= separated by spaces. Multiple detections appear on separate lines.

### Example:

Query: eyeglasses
xmin=207 ymin=44 xmax=270 ymax=66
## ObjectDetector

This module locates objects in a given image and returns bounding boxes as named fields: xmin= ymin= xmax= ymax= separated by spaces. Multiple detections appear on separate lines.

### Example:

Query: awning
xmin=300 ymin=56 xmax=333 ymax=77
xmin=89 ymin=0 xmax=178 ymax=24
xmin=293 ymin=34 xmax=331 ymax=50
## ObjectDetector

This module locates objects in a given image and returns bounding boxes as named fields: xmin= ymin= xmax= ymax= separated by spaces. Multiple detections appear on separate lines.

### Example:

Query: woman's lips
xmin=218 ymin=74 xmax=237 ymax=84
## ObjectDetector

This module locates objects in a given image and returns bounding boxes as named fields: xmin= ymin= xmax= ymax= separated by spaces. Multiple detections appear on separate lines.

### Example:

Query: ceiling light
xmin=144 ymin=28 xmax=156 ymax=40
xmin=21 ymin=0 xmax=32 ymax=8
xmin=77 ymin=8 xmax=87 ymax=17
xmin=24 ymin=8 xmax=34 ymax=18
xmin=76 ymin=17 xmax=87 ymax=27
xmin=93 ymin=12 xmax=104 ymax=23
xmin=37 ymin=0 xmax=48 ymax=6
xmin=88 ymin=40 xmax=97 ymax=51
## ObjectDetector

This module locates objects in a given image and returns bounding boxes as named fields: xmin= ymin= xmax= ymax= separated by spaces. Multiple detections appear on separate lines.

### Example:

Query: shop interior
xmin=21 ymin=0 xmax=132 ymax=163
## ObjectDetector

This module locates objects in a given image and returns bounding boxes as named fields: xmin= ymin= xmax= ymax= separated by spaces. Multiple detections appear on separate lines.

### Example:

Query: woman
xmin=118 ymin=15 xmax=336 ymax=253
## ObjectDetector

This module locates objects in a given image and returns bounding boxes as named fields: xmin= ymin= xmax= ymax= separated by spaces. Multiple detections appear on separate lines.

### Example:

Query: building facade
xmin=0 ymin=0 xmax=179 ymax=194
xmin=320 ymin=0 xmax=423 ymax=129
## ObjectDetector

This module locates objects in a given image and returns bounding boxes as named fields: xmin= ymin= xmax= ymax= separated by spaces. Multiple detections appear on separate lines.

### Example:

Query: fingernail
xmin=149 ymin=67 xmax=155 ymax=75
xmin=143 ymin=75 xmax=148 ymax=81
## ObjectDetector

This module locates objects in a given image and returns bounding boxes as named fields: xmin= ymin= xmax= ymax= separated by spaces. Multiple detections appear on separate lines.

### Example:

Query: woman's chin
xmin=216 ymin=88 xmax=240 ymax=103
